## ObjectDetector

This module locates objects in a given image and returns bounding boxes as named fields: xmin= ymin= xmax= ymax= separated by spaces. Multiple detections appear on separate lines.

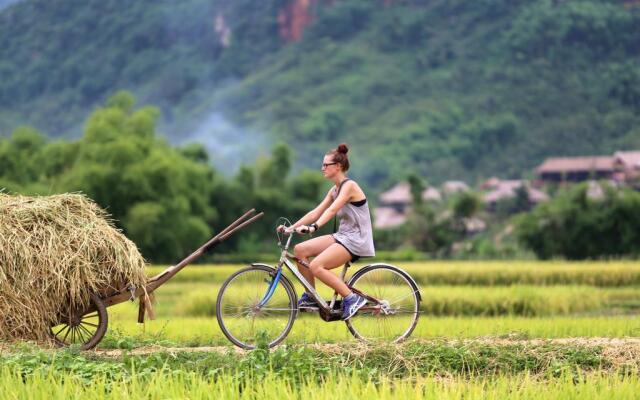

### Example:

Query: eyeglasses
xmin=321 ymin=162 xmax=337 ymax=169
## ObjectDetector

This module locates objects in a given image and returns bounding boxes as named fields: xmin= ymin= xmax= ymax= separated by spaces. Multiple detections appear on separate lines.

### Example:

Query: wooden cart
xmin=49 ymin=209 xmax=263 ymax=350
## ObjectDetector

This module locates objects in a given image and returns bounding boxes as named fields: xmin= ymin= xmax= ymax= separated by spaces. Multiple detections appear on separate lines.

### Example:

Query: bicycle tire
xmin=216 ymin=264 xmax=298 ymax=349
xmin=345 ymin=263 xmax=420 ymax=343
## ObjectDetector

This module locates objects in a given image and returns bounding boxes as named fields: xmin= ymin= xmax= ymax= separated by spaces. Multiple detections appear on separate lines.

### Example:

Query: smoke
xmin=180 ymin=111 xmax=270 ymax=175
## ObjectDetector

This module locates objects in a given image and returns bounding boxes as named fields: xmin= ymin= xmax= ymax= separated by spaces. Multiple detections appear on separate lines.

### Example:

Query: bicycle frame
xmin=259 ymin=230 xmax=381 ymax=321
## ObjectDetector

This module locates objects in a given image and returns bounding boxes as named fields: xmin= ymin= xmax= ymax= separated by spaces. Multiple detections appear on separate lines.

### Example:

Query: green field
xmin=101 ymin=261 xmax=640 ymax=347
xmin=4 ymin=261 xmax=640 ymax=398
xmin=4 ymin=369 xmax=640 ymax=400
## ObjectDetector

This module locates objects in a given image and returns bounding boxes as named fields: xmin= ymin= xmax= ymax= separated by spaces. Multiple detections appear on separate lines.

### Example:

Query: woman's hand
xmin=295 ymin=224 xmax=317 ymax=235
xmin=277 ymin=225 xmax=295 ymax=234
xmin=278 ymin=225 xmax=298 ymax=234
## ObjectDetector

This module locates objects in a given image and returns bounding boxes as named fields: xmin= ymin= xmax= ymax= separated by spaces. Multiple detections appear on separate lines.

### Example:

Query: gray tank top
xmin=331 ymin=179 xmax=375 ymax=257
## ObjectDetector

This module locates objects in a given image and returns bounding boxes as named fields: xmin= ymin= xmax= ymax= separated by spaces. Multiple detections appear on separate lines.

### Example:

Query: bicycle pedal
xmin=298 ymin=306 xmax=319 ymax=312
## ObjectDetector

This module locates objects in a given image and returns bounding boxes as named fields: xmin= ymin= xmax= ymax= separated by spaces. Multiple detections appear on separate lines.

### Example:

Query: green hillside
xmin=1 ymin=0 xmax=640 ymax=186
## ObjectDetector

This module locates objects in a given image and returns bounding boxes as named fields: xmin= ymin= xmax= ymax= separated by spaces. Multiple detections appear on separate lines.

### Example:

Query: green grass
xmin=95 ymin=261 xmax=640 ymax=348
xmin=169 ymin=283 xmax=640 ymax=318
xmin=144 ymin=263 xmax=640 ymax=319
xmin=147 ymin=261 xmax=640 ymax=287
xmin=2 ymin=341 xmax=640 ymax=399
xmin=5 ymin=369 xmax=640 ymax=400
xmin=104 ymin=312 xmax=640 ymax=348
xmin=6 ymin=261 xmax=640 ymax=399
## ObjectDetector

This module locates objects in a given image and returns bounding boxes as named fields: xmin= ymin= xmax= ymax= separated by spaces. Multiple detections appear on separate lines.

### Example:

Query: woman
xmin=281 ymin=143 xmax=375 ymax=320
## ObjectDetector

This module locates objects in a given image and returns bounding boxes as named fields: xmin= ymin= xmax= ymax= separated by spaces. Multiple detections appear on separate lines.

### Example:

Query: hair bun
xmin=337 ymin=143 xmax=349 ymax=154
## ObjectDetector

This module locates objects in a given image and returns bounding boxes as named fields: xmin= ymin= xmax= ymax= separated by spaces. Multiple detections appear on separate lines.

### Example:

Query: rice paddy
xmin=3 ymin=261 xmax=640 ymax=398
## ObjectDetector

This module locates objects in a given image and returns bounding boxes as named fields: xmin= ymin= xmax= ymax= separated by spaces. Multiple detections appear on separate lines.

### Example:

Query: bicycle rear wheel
xmin=216 ymin=264 xmax=297 ymax=349
xmin=345 ymin=264 xmax=420 ymax=343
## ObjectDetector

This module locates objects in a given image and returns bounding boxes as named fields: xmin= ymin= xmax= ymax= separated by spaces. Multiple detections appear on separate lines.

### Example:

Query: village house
xmin=374 ymin=181 xmax=471 ymax=229
xmin=535 ymin=156 xmax=617 ymax=183
xmin=535 ymin=150 xmax=640 ymax=185
xmin=374 ymin=182 xmax=444 ymax=229
xmin=613 ymin=151 xmax=640 ymax=183
xmin=481 ymin=178 xmax=549 ymax=210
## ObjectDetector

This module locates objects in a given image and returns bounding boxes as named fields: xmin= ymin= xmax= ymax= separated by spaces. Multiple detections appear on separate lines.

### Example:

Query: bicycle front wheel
xmin=345 ymin=264 xmax=420 ymax=343
xmin=216 ymin=264 xmax=297 ymax=349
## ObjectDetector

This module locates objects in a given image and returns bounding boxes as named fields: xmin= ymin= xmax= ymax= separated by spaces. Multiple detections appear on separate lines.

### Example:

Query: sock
xmin=344 ymin=293 xmax=356 ymax=301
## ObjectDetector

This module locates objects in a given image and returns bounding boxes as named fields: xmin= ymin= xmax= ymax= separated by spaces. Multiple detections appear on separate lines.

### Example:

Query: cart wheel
xmin=50 ymin=292 xmax=108 ymax=350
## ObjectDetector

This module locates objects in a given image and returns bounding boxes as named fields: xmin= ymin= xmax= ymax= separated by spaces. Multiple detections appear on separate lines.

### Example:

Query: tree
xmin=515 ymin=183 xmax=640 ymax=259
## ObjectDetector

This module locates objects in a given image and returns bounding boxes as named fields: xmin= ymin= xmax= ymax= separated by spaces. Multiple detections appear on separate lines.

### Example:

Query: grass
xmin=167 ymin=283 xmax=640 ymax=318
xmin=94 ymin=261 xmax=640 ymax=348
xmin=4 ymin=261 xmax=640 ymax=399
xmin=102 ymin=313 xmax=640 ymax=348
xmin=5 ymin=370 xmax=640 ymax=400
xmin=146 ymin=261 xmax=640 ymax=287
xmin=2 ymin=339 xmax=639 ymax=378
xmin=143 ymin=265 xmax=640 ymax=318
xmin=2 ymin=341 xmax=640 ymax=399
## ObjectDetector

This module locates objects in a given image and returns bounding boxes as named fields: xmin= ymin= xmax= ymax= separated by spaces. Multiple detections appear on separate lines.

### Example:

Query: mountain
xmin=0 ymin=0 xmax=23 ymax=11
xmin=1 ymin=0 xmax=640 ymax=187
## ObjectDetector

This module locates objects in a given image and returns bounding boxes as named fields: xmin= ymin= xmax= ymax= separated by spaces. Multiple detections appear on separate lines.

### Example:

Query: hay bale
xmin=0 ymin=193 xmax=147 ymax=342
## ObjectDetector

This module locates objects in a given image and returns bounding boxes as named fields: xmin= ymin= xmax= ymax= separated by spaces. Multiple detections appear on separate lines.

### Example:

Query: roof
xmin=483 ymin=181 xmax=549 ymax=204
xmin=480 ymin=177 xmax=501 ymax=189
xmin=442 ymin=181 xmax=469 ymax=194
xmin=614 ymin=151 xmax=640 ymax=169
xmin=373 ymin=207 xmax=407 ymax=229
xmin=422 ymin=187 xmax=442 ymax=202
xmin=379 ymin=182 xmax=411 ymax=204
xmin=379 ymin=182 xmax=441 ymax=204
xmin=536 ymin=156 xmax=616 ymax=174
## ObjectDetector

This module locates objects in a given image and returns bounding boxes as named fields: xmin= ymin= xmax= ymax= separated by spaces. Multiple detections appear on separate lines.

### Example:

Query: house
xmin=535 ymin=156 xmax=616 ymax=183
xmin=373 ymin=207 xmax=407 ymax=229
xmin=442 ymin=180 xmax=469 ymax=195
xmin=482 ymin=179 xmax=549 ymax=210
xmin=613 ymin=151 xmax=640 ymax=182
xmin=374 ymin=181 xmax=442 ymax=229
xmin=378 ymin=182 xmax=441 ymax=213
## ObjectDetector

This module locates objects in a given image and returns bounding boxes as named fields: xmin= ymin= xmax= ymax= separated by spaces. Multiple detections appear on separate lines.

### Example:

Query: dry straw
xmin=0 ymin=193 xmax=147 ymax=342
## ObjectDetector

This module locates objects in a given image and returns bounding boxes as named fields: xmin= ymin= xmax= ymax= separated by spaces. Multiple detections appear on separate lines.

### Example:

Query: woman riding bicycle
xmin=279 ymin=143 xmax=375 ymax=320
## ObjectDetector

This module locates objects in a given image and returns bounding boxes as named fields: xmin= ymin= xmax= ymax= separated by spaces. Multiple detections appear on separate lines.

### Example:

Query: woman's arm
xmin=291 ymin=189 xmax=334 ymax=228
xmin=313 ymin=181 xmax=354 ymax=228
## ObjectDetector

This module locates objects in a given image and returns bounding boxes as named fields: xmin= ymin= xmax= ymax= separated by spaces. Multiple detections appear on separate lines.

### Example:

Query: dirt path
xmin=91 ymin=337 xmax=640 ymax=358
xmin=4 ymin=337 xmax=640 ymax=359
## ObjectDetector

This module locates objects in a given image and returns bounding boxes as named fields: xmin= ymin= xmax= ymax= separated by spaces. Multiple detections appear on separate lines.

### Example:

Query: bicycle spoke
xmin=386 ymin=289 xmax=420 ymax=305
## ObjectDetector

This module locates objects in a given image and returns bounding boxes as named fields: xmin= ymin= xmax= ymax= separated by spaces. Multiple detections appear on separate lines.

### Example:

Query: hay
xmin=0 ymin=193 xmax=147 ymax=342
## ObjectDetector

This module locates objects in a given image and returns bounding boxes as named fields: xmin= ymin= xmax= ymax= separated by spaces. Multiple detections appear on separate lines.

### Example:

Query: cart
xmin=49 ymin=209 xmax=263 ymax=350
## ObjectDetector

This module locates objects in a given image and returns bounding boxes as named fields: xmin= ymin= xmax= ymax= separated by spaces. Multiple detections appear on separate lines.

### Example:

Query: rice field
xmin=3 ymin=261 xmax=640 ymax=398
xmin=4 ymin=369 xmax=640 ymax=400
xmin=101 ymin=261 xmax=640 ymax=346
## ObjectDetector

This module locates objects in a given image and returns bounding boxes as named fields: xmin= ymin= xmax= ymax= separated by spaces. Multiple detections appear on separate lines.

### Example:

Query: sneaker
xmin=298 ymin=292 xmax=317 ymax=309
xmin=341 ymin=293 xmax=367 ymax=320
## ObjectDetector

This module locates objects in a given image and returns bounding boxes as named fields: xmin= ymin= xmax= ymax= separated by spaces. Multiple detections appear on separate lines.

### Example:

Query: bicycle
xmin=216 ymin=218 xmax=422 ymax=349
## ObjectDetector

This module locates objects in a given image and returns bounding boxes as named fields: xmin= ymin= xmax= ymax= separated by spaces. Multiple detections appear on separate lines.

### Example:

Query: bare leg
xmin=293 ymin=235 xmax=336 ymax=290
xmin=309 ymin=244 xmax=353 ymax=297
